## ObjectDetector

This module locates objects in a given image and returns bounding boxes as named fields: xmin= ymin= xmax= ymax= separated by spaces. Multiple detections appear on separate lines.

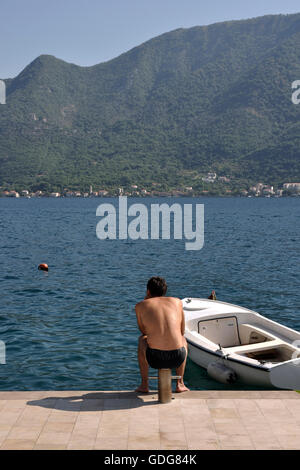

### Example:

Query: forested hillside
xmin=1 ymin=13 xmax=300 ymax=192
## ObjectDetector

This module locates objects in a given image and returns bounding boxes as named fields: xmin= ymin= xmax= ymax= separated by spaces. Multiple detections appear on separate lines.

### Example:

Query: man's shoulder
xmin=135 ymin=299 xmax=147 ymax=310
xmin=136 ymin=297 xmax=182 ymax=308
xmin=167 ymin=296 xmax=182 ymax=304
xmin=152 ymin=296 xmax=182 ymax=305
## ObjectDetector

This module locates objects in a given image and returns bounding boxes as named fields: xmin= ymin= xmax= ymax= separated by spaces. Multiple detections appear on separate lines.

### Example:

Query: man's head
xmin=146 ymin=276 xmax=167 ymax=298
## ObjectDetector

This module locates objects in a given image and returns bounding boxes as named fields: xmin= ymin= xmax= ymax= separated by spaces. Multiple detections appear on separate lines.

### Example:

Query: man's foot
xmin=175 ymin=382 xmax=190 ymax=393
xmin=135 ymin=384 xmax=149 ymax=393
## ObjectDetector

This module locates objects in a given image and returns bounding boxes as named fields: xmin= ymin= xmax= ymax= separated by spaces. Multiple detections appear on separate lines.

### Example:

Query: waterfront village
xmin=1 ymin=172 xmax=300 ymax=198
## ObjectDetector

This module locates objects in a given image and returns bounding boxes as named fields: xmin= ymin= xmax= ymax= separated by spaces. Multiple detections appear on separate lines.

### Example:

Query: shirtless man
xmin=135 ymin=276 xmax=189 ymax=393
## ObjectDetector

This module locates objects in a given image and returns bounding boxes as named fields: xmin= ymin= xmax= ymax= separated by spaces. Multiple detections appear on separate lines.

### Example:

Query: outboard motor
xmin=207 ymin=361 xmax=237 ymax=384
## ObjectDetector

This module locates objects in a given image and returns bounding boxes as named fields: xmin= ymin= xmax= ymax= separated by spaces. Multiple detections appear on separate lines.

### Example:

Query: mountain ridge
xmin=1 ymin=12 xmax=300 ymax=192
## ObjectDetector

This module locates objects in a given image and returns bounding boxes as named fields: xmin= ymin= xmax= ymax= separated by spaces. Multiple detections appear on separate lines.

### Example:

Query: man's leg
xmin=175 ymin=338 xmax=190 ymax=393
xmin=135 ymin=335 xmax=149 ymax=393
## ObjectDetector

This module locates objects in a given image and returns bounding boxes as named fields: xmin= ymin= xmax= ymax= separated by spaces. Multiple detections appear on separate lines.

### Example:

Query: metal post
xmin=148 ymin=371 xmax=182 ymax=404
xmin=158 ymin=369 xmax=172 ymax=404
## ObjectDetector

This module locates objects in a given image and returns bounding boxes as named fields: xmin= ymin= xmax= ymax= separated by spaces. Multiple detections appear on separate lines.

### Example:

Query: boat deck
xmin=0 ymin=390 xmax=300 ymax=450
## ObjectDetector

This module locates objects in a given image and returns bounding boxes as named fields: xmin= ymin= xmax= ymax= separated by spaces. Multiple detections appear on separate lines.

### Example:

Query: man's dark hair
xmin=147 ymin=276 xmax=167 ymax=297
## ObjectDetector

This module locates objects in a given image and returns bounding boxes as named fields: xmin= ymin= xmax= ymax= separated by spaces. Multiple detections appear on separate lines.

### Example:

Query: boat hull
xmin=187 ymin=338 xmax=273 ymax=388
xmin=183 ymin=297 xmax=300 ymax=389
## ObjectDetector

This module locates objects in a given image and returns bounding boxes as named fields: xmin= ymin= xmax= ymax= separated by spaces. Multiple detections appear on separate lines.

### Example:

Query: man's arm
xmin=135 ymin=302 xmax=146 ymax=335
xmin=180 ymin=302 xmax=185 ymax=336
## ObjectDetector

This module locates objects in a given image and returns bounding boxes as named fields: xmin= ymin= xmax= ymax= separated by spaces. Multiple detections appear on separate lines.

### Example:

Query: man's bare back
xmin=135 ymin=296 xmax=185 ymax=350
xmin=135 ymin=276 xmax=189 ymax=394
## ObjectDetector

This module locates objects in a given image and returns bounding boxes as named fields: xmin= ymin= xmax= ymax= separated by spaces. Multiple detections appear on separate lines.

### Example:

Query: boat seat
xmin=239 ymin=323 xmax=277 ymax=343
xmin=223 ymin=339 xmax=284 ymax=355
xmin=245 ymin=323 xmax=292 ymax=344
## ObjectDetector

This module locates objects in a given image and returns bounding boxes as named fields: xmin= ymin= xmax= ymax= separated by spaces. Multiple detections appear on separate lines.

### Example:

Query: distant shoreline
xmin=1 ymin=194 xmax=299 ymax=199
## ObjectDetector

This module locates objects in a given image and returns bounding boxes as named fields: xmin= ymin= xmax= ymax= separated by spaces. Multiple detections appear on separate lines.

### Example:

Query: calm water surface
xmin=0 ymin=197 xmax=299 ymax=390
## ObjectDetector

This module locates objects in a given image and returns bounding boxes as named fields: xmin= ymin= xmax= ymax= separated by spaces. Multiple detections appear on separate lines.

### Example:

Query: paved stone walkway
xmin=0 ymin=390 xmax=299 ymax=450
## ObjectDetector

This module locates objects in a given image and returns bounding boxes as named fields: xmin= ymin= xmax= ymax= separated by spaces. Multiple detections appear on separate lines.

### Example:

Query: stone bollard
xmin=149 ymin=369 xmax=181 ymax=404
xmin=158 ymin=369 xmax=172 ymax=403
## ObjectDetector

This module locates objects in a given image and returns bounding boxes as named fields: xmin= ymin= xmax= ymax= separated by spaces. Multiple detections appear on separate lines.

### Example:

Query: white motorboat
xmin=183 ymin=297 xmax=300 ymax=389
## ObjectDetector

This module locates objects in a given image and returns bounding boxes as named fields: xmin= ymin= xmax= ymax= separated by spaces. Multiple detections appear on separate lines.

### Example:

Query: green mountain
xmin=1 ymin=13 xmax=300 ymax=192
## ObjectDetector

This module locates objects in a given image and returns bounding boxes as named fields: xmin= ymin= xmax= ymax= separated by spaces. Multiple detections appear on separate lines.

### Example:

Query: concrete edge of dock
xmin=0 ymin=390 xmax=299 ymax=450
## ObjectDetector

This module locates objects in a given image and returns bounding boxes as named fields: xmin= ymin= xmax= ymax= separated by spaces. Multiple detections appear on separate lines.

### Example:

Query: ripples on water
xmin=0 ymin=197 xmax=299 ymax=390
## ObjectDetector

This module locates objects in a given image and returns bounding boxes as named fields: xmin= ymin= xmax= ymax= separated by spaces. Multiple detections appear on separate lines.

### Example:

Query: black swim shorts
xmin=146 ymin=346 xmax=186 ymax=369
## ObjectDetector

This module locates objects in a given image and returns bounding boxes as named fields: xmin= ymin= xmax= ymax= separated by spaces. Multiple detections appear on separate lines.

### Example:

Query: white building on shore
xmin=283 ymin=183 xmax=300 ymax=191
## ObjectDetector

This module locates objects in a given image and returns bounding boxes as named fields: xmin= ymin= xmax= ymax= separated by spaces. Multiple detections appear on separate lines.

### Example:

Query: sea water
xmin=0 ymin=197 xmax=299 ymax=390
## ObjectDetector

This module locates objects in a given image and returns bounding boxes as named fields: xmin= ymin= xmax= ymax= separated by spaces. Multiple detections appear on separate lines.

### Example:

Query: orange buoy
xmin=38 ymin=263 xmax=48 ymax=272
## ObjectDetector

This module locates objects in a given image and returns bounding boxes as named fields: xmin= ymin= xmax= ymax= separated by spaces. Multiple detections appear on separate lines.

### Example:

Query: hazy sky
xmin=1 ymin=0 xmax=299 ymax=78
